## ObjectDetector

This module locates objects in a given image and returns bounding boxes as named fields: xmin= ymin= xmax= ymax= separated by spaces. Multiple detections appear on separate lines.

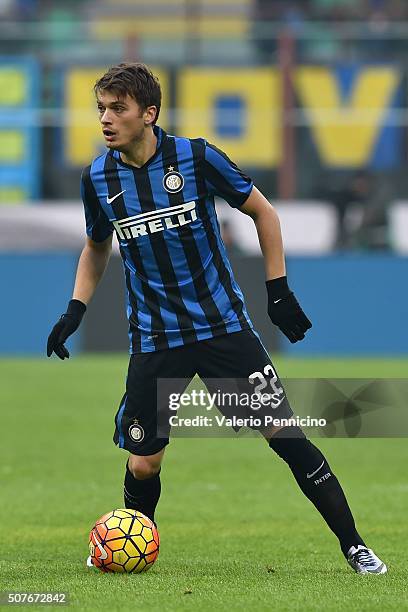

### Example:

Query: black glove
xmin=266 ymin=276 xmax=312 ymax=343
xmin=47 ymin=299 xmax=87 ymax=359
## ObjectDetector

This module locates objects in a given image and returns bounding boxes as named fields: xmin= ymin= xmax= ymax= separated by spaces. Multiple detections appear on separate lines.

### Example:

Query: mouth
xmin=103 ymin=129 xmax=116 ymax=142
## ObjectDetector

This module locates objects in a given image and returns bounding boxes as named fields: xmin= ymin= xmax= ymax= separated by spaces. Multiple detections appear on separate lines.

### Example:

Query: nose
xmin=100 ymin=109 xmax=112 ymax=124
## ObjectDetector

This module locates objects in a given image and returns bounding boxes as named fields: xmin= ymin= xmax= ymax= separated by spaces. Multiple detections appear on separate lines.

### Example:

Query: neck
xmin=120 ymin=127 xmax=157 ymax=168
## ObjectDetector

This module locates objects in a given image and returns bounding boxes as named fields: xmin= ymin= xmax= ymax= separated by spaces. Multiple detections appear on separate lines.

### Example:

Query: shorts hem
xmin=114 ymin=437 xmax=169 ymax=456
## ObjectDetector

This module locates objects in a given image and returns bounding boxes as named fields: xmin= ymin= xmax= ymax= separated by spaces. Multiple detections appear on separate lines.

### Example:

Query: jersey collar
xmin=110 ymin=125 xmax=167 ymax=170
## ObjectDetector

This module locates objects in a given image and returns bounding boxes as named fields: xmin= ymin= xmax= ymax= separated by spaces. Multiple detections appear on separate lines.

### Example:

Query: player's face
xmin=96 ymin=90 xmax=155 ymax=151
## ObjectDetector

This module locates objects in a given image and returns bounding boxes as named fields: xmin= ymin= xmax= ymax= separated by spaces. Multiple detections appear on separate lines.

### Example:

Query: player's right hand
xmin=46 ymin=299 xmax=87 ymax=359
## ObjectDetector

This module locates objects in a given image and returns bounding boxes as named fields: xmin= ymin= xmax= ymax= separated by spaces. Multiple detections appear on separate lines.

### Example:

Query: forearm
xmin=72 ymin=241 xmax=112 ymax=305
xmin=240 ymin=187 xmax=286 ymax=280
xmin=254 ymin=206 xmax=286 ymax=281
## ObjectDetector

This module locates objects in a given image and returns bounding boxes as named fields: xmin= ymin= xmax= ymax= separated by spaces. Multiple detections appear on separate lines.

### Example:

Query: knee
xmin=267 ymin=424 xmax=306 ymax=442
xmin=128 ymin=454 xmax=162 ymax=480
xmin=262 ymin=423 xmax=290 ymax=441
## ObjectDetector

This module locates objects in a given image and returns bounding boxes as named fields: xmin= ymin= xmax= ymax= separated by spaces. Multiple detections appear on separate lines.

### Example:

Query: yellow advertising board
xmin=295 ymin=66 xmax=400 ymax=166
xmin=177 ymin=68 xmax=281 ymax=167
xmin=63 ymin=65 xmax=401 ymax=169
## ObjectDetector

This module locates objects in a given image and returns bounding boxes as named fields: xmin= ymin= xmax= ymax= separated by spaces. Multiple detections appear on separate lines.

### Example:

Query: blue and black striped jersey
xmin=81 ymin=125 xmax=254 ymax=353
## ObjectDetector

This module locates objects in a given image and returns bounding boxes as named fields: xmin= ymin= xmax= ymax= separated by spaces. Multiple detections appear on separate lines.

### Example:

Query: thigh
xmin=113 ymin=346 xmax=196 ymax=456
xmin=196 ymin=329 xmax=272 ymax=378
xmin=196 ymin=329 xmax=293 ymax=426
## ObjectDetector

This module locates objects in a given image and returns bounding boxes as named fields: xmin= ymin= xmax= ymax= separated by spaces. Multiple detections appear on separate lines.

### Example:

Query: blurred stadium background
xmin=0 ymin=0 xmax=407 ymax=358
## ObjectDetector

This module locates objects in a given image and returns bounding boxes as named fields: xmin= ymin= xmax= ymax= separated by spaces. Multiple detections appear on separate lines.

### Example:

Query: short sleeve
xmin=81 ymin=165 xmax=113 ymax=242
xmin=202 ymin=142 xmax=253 ymax=208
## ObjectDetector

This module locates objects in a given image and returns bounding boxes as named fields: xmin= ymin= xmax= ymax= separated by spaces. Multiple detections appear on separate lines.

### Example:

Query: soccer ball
xmin=89 ymin=508 xmax=159 ymax=573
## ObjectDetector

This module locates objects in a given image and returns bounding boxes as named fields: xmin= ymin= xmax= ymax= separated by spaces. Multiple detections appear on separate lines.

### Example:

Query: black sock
xmin=269 ymin=426 xmax=365 ymax=556
xmin=124 ymin=463 xmax=161 ymax=522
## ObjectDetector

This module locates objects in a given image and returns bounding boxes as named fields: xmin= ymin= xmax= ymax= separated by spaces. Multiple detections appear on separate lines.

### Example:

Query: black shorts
xmin=113 ymin=329 xmax=293 ymax=456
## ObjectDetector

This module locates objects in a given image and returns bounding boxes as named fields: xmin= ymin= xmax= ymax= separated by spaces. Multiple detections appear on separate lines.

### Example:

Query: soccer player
xmin=47 ymin=63 xmax=386 ymax=574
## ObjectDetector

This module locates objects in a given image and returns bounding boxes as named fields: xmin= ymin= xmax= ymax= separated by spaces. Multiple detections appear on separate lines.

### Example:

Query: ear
xmin=144 ymin=106 xmax=158 ymax=126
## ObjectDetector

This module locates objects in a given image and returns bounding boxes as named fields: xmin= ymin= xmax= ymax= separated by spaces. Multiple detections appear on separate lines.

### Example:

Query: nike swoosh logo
xmin=92 ymin=531 xmax=108 ymax=559
xmin=107 ymin=190 xmax=126 ymax=204
xmin=273 ymin=298 xmax=282 ymax=304
xmin=306 ymin=460 xmax=325 ymax=479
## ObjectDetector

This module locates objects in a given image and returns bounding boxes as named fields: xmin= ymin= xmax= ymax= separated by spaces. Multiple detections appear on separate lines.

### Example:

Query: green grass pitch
xmin=1 ymin=356 xmax=407 ymax=611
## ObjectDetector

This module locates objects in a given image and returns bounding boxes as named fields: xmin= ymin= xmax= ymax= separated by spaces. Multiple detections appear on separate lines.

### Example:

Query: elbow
xmin=86 ymin=235 xmax=113 ymax=255
xmin=255 ymin=205 xmax=280 ymax=228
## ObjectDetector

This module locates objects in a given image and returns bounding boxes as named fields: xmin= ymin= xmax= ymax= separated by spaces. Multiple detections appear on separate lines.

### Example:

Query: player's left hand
xmin=266 ymin=276 xmax=312 ymax=343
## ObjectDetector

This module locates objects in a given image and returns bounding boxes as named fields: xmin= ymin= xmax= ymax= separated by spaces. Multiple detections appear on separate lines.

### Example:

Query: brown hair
xmin=94 ymin=62 xmax=161 ymax=124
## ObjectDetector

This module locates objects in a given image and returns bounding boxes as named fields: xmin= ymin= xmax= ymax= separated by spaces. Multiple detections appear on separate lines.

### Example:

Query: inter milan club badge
xmin=128 ymin=420 xmax=145 ymax=443
xmin=163 ymin=167 xmax=184 ymax=194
